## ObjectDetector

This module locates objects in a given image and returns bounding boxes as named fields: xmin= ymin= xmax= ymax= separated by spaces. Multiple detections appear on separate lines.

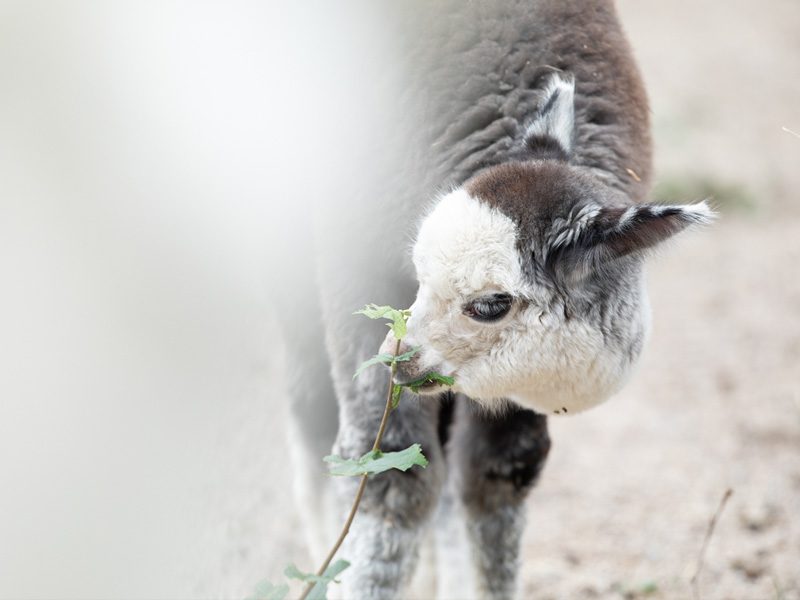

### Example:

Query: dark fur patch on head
xmin=465 ymin=160 xmax=629 ymax=284
xmin=467 ymin=161 xmax=711 ymax=288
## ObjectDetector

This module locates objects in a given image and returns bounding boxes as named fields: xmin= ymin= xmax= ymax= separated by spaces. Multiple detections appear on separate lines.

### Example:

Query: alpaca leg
xmin=450 ymin=399 xmax=551 ymax=600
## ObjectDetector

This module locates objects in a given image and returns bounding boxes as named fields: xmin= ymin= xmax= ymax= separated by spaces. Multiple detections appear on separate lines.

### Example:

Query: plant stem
xmin=370 ymin=339 xmax=401 ymax=451
xmin=298 ymin=339 xmax=402 ymax=600
xmin=690 ymin=488 xmax=733 ymax=600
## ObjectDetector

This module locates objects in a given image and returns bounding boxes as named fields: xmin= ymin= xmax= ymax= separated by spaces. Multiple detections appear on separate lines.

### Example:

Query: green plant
xmin=250 ymin=304 xmax=453 ymax=600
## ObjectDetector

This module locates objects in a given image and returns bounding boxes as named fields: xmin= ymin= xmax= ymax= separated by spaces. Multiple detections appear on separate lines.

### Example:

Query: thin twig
xmin=782 ymin=126 xmax=800 ymax=139
xmin=370 ymin=338 xmax=402 ymax=451
xmin=626 ymin=167 xmax=642 ymax=182
xmin=298 ymin=339 xmax=402 ymax=600
xmin=690 ymin=488 xmax=733 ymax=600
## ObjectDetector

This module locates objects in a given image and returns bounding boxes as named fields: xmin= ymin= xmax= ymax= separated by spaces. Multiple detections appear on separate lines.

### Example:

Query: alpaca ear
xmin=524 ymin=72 xmax=575 ymax=160
xmin=547 ymin=201 xmax=714 ymax=280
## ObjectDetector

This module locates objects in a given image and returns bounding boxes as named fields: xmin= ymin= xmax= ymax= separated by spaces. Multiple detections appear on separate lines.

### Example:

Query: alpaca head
xmin=387 ymin=74 xmax=713 ymax=415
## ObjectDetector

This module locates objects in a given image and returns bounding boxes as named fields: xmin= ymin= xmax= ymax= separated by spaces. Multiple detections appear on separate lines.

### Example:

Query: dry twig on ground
xmin=690 ymin=488 xmax=734 ymax=600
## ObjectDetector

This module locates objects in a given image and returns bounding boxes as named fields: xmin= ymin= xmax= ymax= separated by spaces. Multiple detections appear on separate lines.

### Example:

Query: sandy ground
xmin=194 ymin=1 xmax=800 ymax=599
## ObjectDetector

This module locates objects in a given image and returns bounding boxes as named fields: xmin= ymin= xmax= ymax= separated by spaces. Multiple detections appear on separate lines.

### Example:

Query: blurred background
xmin=0 ymin=1 xmax=797 ymax=599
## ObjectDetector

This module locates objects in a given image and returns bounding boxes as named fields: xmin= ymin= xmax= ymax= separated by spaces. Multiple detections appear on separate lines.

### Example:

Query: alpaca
xmin=278 ymin=1 xmax=711 ymax=598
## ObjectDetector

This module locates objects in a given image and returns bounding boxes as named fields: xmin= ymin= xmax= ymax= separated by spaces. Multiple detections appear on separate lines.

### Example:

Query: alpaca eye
xmin=463 ymin=293 xmax=513 ymax=322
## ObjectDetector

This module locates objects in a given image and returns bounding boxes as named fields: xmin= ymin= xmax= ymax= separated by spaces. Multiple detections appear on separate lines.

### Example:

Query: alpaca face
xmin=392 ymin=170 xmax=712 ymax=415
xmin=397 ymin=185 xmax=632 ymax=415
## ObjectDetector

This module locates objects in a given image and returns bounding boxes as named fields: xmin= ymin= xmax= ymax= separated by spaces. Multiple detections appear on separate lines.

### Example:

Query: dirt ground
xmin=196 ymin=1 xmax=800 ymax=599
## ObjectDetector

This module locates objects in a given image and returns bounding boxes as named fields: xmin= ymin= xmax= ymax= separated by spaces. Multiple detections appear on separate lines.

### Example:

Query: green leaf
xmin=394 ymin=347 xmax=419 ymax=362
xmin=324 ymin=444 xmax=428 ymax=476
xmin=352 ymin=353 xmax=394 ymax=379
xmin=353 ymin=304 xmax=396 ymax=319
xmin=389 ymin=312 xmax=406 ymax=339
xmin=284 ymin=564 xmax=320 ymax=583
xmin=352 ymin=347 xmax=418 ymax=379
xmin=284 ymin=560 xmax=350 ymax=600
xmin=405 ymin=372 xmax=455 ymax=393
xmin=247 ymin=580 xmax=289 ymax=600
xmin=354 ymin=304 xmax=411 ymax=341
xmin=390 ymin=384 xmax=403 ymax=410
xmin=308 ymin=560 xmax=350 ymax=600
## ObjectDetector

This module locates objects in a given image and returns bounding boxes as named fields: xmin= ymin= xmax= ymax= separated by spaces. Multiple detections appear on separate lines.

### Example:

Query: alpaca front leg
xmin=465 ymin=500 xmax=526 ymax=600
xmin=451 ymin=399 xmax=551 ymax=600
xmin=337 ymin=510 xmax=427 ymax=599
xmin=332 ymin=369 xmax=444 ymax=599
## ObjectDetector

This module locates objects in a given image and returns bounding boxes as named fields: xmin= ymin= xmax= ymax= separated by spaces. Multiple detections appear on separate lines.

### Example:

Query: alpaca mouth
xmin=393 ymin=371 xmax=455 ymax=396
xmin=409 ymin=382 xmax=448 ymax=397
xmin=404 ymin=379 xmax=440 ymax=394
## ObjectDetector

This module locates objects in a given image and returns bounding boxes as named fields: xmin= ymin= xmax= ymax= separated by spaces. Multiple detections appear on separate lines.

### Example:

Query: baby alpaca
xmin=280 ymin=1 xmax=711 ymax=598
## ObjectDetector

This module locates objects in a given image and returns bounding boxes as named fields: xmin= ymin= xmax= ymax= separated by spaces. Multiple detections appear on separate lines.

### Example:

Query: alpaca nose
xmin=378 ymin=331 xmax=425 ymax=384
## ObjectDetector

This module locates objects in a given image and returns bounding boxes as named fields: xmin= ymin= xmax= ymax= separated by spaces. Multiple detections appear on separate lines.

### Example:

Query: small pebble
xmin=738 ymin=501 xmax=779 ymax=532
xmin=730 ymin=554 xmax=768 ymax=580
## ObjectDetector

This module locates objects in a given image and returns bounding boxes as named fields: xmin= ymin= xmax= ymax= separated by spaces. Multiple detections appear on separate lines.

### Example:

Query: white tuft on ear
xmin=658 ymin=199 xmax=715 ymax=225
xmin=524 ymin=72 xmax=575 ymax=157
xmin=546 ymin=200 xmax=716 ymax=280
